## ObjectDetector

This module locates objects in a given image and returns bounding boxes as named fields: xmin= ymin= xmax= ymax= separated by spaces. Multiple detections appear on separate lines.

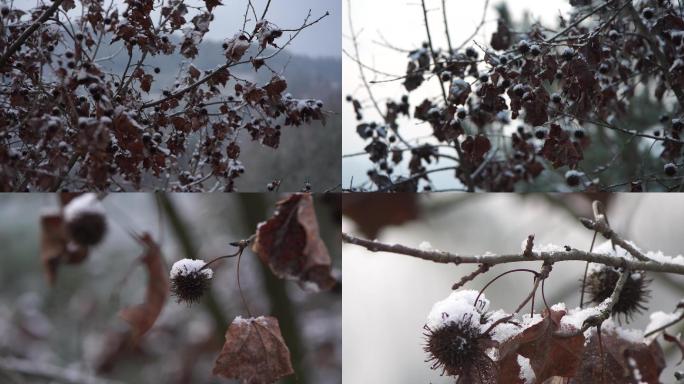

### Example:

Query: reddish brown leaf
xmin=571 ymin=329 xmax=665 ymax=384
xmin=213 ymin=316 xmax=294 ymax=384
xmin=253 ymin=193 xmax=336 ymax=291
xmin=523 ymin=87 xmax=549 ymax=126
xmin=264 ymin=75 xmax=287 ymax=98
xmin=207 ymin=67 xmax=230 ymax=87
xmin=539 ymin=124 xmax=583 ymax=168
xmin=188 ymin=64 xmax=201 ymax=81
xmin=204 ymin=0 xmax=222 ymax=12
xmin=226 ymin=142 xmax=241 ymax=159
xmin=243 ymin=84 xmax=266 ymax=105
xmin=461 ymin=134 xmax=492 ymax=163
xmin=140 ymin=74 xmax=153 ymax=93
xmin=119 ymin=233 xmax=168 ymax=341
xmin=499 ymin=309 xmax=585 ymax=382
xmin=40 ymin=213 xmax=88 ymax=284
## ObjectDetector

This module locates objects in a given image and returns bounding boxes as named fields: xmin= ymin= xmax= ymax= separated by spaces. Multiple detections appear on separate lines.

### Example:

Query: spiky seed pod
xmin=64 ymin=193 xmax=107 ymax=247
xmin=169 ymin=259 xmax=213 ymax=305
xmin=586 ymin=267 xmax=650 ymax=322
xmin=424 ymin=314 xmax=482 ymax=377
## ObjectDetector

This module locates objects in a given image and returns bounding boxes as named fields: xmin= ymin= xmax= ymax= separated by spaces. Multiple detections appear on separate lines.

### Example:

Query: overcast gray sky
xmin=21 ymin=0 xmax=340 ymax=58
xmin=207 ymin=0 xmax=340 ymax=57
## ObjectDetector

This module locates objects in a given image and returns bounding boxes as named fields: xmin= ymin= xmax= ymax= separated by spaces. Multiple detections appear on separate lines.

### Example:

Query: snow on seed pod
xmin=565 ymin=170 xmax=583 ymax=187
xmin=169 ymin=259 xmax=213 ymax=305
xmin=64 ymin=193 xmax=107 ymax=247
xmin=423 ymin=290 xmax=496 ymax=377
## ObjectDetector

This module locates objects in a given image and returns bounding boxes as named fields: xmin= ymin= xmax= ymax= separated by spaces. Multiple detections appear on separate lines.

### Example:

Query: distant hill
xmin=93 ymin=38 xmax=341 ymax=191
xmin=96 ymin=38 xmax=341 ymax=110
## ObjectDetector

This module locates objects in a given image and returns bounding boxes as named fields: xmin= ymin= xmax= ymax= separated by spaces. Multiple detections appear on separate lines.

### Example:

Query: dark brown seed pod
xmin=424 ymin=314 xmax=482 ymax=377
xmin=64 ymin=194 xmax=107 ymax=247
xmin=169 ymin=259 xmax=213 ymax=305
xmin=586 ymin=266 xmax=650 ymax=322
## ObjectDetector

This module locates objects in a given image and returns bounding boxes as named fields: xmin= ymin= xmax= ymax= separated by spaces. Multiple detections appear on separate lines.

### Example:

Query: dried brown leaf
xmin=188 ymin=64 xmax=201 ymax=81
xmin=213 ymin=316 xmax=294 ymax=384
xmin=253 ymin=193 xmax=336 ymax=291
xmin=119 ymin=233 xmax=168 ymax=341
xmin=40 ymin=213 xmax=88 ymax=284
xmin=499 ymin=309 xmax=585 ymax=382
xmin=571 ymin=329 xmax=665 ymax=384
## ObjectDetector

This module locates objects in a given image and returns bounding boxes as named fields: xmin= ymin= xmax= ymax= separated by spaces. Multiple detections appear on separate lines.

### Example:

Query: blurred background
xmin=342 ymin=193 xmax=684 ymax=383
xmin=0 ymin=193 xmax=341 ymax=383
xmin=343 ymin=0 xmax=677 ymax=191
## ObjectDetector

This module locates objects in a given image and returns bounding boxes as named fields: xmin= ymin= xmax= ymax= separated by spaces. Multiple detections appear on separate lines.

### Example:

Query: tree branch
xmin=341 ymin=232 xmax=684 ymax=275
xmin=0 ymin=0 xmax=65 ymax=70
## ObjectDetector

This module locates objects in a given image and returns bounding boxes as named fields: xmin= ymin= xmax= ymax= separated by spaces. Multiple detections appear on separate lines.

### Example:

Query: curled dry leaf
xmin=498 ymin=309 xmax=584 ymax=382
xmin=119 ymin=233 xmax=168 ymax=341
xmin=253 ymin=193 xmax=336 ymax=291
xmin=213 ymin=316 xmax=294 ymax=384
xmin=39 ymin=213 xmax=88 ymax=285
xmin=497 ymin=308 xmax=666 ymax=383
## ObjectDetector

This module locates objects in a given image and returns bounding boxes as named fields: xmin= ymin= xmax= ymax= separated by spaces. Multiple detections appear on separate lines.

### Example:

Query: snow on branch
xmin=342 ymin=232 xmax=684 ymax=275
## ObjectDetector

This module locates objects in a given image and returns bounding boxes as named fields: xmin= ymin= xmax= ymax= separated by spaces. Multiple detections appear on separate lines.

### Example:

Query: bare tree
xmin=344 ymin=0 xmax=684 ymax=192
xmin=0 ymin=0 xmax=328 ymax=191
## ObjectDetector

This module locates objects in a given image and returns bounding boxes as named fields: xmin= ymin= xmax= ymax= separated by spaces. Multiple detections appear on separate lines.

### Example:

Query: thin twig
xmin=454 ymin=0 xmax=490 ymax=51
xmin=419 ymin=0 xmax=448 ymax=104
xmin=441 ymin=0 xmax=453 ymax=54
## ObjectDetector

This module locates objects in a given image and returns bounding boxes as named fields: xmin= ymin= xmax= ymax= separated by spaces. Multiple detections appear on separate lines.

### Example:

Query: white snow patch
xmin=232 ymin=316 xmax=250 ymax=325
xmin=485 ymin=347 xmax=499 ymax=361
xmin=232 ymin=315 xmax=269 ymax=326
xmin=489 ymin=313 xmax=544 ymax=343
xmin=627 ymin=357 xmax=644 ymax=382
xmin=560 ymin=301 xmax=611 ymax=332
xmin=517 ymin=355 xmax=536 ymax=383
xmin=520 ymin=238 xmax=567 ymax=253
xmin=608 ymin=321 xmax=645 ymax=344
xmin=170 ymin=259 xmax=213 ymax=279
xmin=418 ymin=241 xmax=433 ymax=251
xmin=644 ymin=250 xmax=684 ymax=265
xmin=584 ymin=319 xmax=645 ymax=344
xmin=426 ymin=290 xmax=489 ymax=331
xmin=565 ymin=169 xmax=584 ymax=179
xmin=63 ymin=193 xmax=105 ymax=222
xmin=645 ymin=311 xmax=681 ymax=335
xmin=593 ymin=240 xmax=632 ymax=258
